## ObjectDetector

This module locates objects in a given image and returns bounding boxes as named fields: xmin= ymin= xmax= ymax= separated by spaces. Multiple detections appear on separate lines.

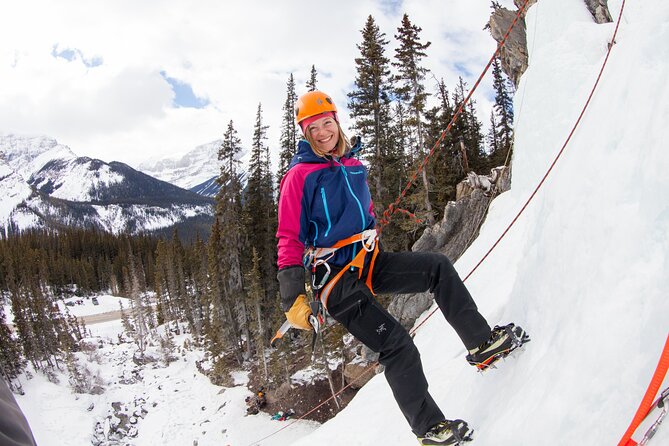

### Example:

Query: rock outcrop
xmin=491 ymin=1 xmax=612 ymax=86
xmin=488 ymin=6 xmax=529 ymax=87
xmin=584 ymin=0 xmax=613 ymax=23
xmin=387 ymin=167 xmax=511 ymax=329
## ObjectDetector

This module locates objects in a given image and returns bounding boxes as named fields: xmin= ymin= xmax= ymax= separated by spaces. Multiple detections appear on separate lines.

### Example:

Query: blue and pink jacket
xmin=276 ymin=139 xmax=375 ymax=271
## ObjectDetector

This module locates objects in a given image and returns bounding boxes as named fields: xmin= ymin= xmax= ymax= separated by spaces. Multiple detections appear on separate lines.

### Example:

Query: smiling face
xmin=306 ymin=115 xmax=340 ymax=155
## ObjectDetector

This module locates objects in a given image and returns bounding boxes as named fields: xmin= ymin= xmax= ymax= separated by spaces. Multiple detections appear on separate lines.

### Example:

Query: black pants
xmin=320 ymin=250 xmax=491 ymax=436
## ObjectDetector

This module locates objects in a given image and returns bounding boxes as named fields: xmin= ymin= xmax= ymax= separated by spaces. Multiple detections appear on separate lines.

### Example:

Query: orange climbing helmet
xmin=295 ymin=90 xmax=338 ymax=131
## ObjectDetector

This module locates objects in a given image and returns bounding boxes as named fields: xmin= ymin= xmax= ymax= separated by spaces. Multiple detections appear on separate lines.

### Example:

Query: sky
xmin=10 ymin=0 xmax=669 ymax=444
xmin=0 ymin=0 xmax=515 ymax=167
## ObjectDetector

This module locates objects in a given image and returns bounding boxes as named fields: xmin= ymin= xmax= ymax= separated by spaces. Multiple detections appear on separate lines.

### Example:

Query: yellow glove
xmin=285 ymin=294 xmax=313 ymax=330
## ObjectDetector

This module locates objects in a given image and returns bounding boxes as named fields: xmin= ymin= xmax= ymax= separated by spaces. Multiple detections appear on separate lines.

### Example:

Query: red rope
xmin=617 ymin=333 xmax=669 ymax=446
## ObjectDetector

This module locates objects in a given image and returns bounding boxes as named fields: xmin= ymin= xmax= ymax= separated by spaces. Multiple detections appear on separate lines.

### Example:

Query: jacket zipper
xmin=320 ymin=187 xmax=332 ymax=238
xmin=336 ymin=160 xmax=366 ymax=264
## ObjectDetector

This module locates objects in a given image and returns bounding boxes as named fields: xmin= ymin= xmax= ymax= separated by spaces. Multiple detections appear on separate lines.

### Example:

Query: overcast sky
xmin=0 ymin=0 xmax=516 ymax=167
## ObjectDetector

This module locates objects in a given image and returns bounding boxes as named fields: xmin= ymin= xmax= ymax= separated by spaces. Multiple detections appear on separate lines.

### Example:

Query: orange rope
xmin=617 ymin=333 xmax=669 ymax=446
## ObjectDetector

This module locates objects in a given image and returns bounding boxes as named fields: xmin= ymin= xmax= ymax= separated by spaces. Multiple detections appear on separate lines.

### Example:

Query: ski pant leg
xmin=323 ymin=268 xmax=444 ymax=436
xmin=370 ymin=250 xmax=491 ymax=351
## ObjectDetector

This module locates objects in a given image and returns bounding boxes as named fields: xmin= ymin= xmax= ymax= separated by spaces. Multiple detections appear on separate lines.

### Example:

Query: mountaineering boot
xmin=466 ymin=323 xmax=530 ymax=371
xmin=417 ymin=419 xmax=474 ymax=445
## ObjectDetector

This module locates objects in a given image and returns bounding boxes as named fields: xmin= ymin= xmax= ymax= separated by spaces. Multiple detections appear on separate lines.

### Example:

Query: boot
xmin=466 ymin=323 xmax=529 ymax=370
xmin=417 ymin=419 xmax=473 ymax=445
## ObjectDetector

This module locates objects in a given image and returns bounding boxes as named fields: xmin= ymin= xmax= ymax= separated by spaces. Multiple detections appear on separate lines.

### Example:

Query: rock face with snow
xmin=492 ymin=0 xmax=612 ymax=86
xmin=0 ymin=133 xmax=214 ymax=236
xmin=584 ymin=0 xmax=613 ymax=23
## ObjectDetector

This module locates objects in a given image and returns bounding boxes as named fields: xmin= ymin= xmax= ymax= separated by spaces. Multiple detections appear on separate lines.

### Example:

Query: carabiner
xmin=311 ymin=260 xmax=331 ymax=290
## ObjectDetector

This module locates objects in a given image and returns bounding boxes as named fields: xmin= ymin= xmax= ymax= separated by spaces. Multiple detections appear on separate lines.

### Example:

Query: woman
xmin=276 ymin=90 xmax=528 ymax=445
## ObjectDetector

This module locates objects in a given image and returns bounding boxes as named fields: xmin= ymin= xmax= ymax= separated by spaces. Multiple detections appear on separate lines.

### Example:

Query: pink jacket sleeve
xmin=276 ymin=169 xmax=306 ymax=269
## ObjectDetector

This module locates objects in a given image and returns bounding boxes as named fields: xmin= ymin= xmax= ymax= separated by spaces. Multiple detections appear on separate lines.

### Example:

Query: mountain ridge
xmin=0 ymin=133 xmax=214 ymax=237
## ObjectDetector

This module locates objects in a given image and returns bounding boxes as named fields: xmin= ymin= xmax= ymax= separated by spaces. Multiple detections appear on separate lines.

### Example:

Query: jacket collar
xmin=288 ymin=138 xmax=363 ymax=169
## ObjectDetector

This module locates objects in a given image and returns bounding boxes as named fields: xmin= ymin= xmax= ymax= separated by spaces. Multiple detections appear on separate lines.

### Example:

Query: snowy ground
xmin=3 ymin=294 xmax=131 ymax=325
xmin=11 ymin=0 xmax=669 ymax=445
xmin=14 ymin=317 xmax=319 ymax=446
xmin=58 ymin=295 xmax=131 ymax=317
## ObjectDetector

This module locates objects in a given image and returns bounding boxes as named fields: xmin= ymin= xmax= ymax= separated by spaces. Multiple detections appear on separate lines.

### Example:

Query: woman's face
xmin=307 ymin=116 xmax=340 ymax=154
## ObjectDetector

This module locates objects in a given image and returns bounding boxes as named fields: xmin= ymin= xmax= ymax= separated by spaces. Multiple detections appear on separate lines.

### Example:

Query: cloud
xmin=0 ymin=0 xmax=517 ymax=166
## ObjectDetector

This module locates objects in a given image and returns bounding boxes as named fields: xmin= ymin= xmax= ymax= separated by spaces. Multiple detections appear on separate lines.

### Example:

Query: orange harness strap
xmin=309 ymin=230 xmax=379 ymax=310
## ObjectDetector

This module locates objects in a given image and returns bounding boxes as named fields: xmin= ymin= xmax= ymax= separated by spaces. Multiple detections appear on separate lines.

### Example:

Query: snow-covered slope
xmin=137 ymin=139 xmax=225 ymax=194
xmin=0 ymin=156 xmax=41 ymax=229
xmin=287 ymin=1 xmax=669 ymax=445
xmin=30 ymin=157 xmax=125 ymax=202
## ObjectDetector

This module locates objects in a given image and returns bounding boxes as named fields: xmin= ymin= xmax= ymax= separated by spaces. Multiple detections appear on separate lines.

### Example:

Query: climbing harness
xmin=305 ymin=228 xmax=379 ymax=309
xmin=270 ymin=230 xmax=378 ymax=349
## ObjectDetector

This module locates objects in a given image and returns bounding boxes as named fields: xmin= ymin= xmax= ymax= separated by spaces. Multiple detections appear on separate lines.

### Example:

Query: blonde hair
xmin=304 ymin=123 xmax=350 ymax=158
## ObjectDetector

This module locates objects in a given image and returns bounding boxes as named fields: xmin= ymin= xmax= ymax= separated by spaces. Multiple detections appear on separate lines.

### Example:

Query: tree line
xmin=0 ymin=10 xmax=515 ymax=392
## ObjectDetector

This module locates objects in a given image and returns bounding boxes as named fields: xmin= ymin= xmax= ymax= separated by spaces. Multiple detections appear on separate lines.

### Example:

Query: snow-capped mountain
xmin=137 ymin=139 xmax=226 ymax=197
xmin=0 ymin=134 xmax=76 ymax=180
xmin=0 ymin=133 xmax=214 ymax=236
xmin=0 ymin=156 xmax=39 ymax=228
xmin=136 ymin=139 xmax=249 ymax=197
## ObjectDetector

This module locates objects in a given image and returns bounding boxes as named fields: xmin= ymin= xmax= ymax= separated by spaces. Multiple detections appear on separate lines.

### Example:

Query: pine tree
xmin=171 ymin=230 xmax=194 ymax=334
xmin=244 ymin=102 xmax=278 ymax=347
xmin=306 ymin=65 xmax=318 ymax=91
xmin=247 ymin=249 xmax=268 ymax=380
xmin=0 ymin=305 xmax=24 ymax=386
xmin=204 ymin=218 xmax=227 ymax=362
xmin=278 ymin=74 xmax=298 ymax=182
xmin=126 ymin=252 xmax=149 ymax=355
xmin=348 ymin=15 xmax=393 ymax=211
xmin=489 ymin=56 xmax=514 ymax=167
xmin=379 ymin=101 xmax=413 ymax=251
xmin=153 ymin=240 xmax=171 ymax=326
xmin=190 ymin=233 xmax=207 ymax=342
xmin=159 ymin=326 xmax=177 ymax=366
xmin=486 ymin=111 xmax=501 ymax=162
xmin=393 ymin=13 xmax=435 ymax=224
xmin=65 ymin=348 xmax=90 ymax=393
xmin=120 ymin=300 xmax=135 ymax=342
xmin=451 ymin=77 xmax=486 ymax=175
xmin=217 ymin=119 xmax=252 ymax=361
